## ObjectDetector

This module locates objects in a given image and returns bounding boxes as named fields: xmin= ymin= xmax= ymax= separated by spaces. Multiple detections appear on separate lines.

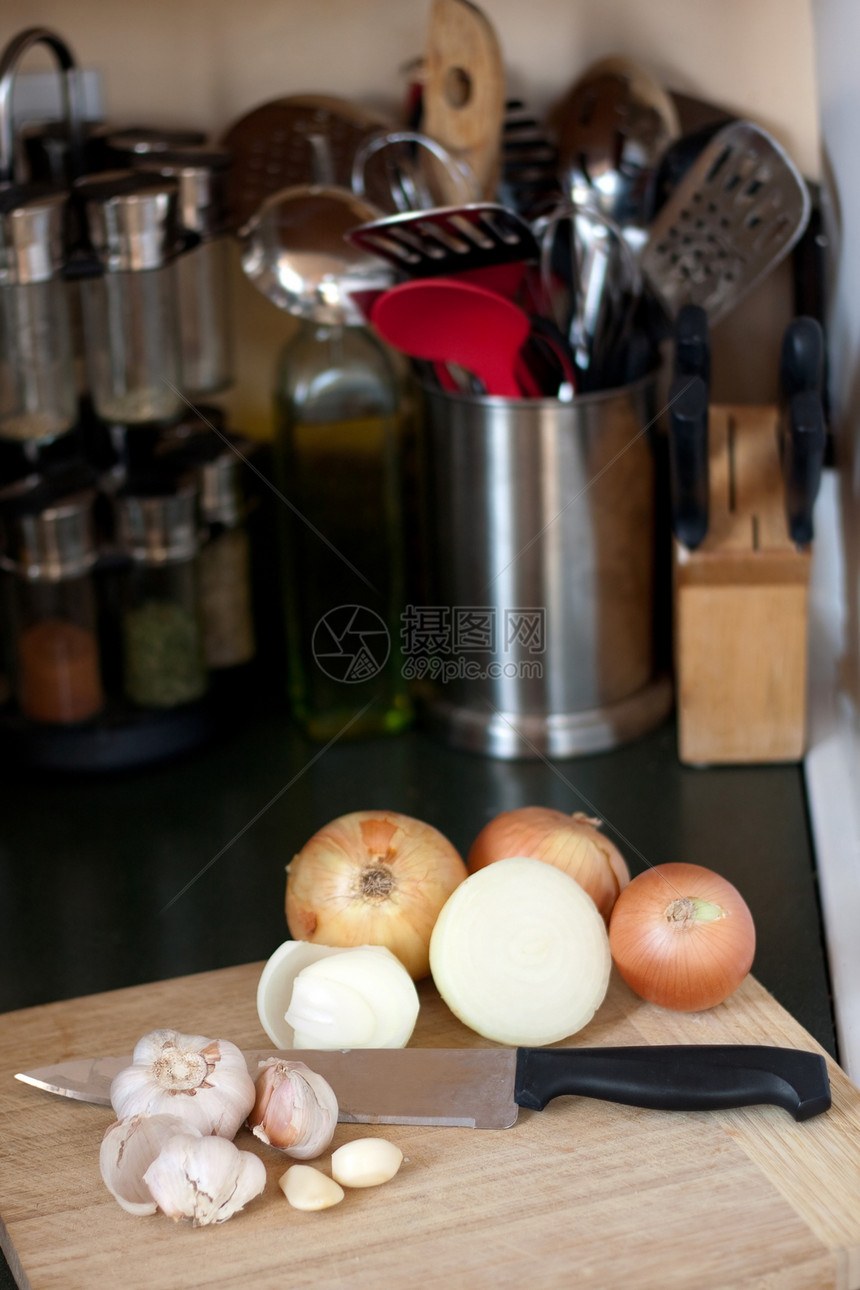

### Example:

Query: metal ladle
xmin=239 ymin=183 xmax=395 ymax=325
xmin=550 ymin=55 xmax=680 ymax=240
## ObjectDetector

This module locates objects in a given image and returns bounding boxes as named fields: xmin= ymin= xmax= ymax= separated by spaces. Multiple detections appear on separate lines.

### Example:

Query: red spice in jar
xmin=17 ymin=618 xmax=105 ymax=724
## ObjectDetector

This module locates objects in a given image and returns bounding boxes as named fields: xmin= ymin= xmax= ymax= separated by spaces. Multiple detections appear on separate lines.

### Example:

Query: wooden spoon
xmin=422 ymin=0 xmax=506 ymax=202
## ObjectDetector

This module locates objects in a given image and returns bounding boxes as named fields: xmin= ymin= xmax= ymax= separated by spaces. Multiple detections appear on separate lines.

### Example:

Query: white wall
xmin=0 ymin=0 xmax=821 ymax=434
xmin=811 ymin=0 xmax=860 ymax=715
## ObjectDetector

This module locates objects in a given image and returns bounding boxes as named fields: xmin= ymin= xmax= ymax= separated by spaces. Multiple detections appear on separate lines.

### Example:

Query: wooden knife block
xmin=673 ymin=404 xmax=811 ymax=765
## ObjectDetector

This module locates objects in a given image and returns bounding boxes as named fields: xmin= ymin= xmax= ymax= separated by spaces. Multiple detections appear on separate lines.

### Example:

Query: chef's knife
xmin=668 ymin=373 xmax=710 ymax=550
xmin=15 ymin=1044 xmax=831 ymax=1127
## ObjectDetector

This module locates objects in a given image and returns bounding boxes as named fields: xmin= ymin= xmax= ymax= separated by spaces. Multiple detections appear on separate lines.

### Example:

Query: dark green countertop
xmin=0 ymin=710 xmax=835 ymax=1052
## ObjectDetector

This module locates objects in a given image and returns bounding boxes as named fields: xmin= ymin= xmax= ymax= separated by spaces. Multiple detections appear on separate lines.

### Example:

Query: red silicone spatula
xmin=370 ymin=278 xmax=533 ymax=397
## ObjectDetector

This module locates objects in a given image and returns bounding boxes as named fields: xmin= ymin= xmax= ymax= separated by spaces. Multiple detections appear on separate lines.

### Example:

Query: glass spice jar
xmin=76 ymin=172 xmax=184 ymax=426
xmin=2 ymin=489 xmax=105 ymax=724
xmin=0 ymin=187 xmax=78 ymax=444
xmin=138 ymin=147 xmax=235 ymax=399
xmin=115 ymin=485 xmax=208 ymax=709
xmin=197 ymin=447 xmax=255 ymax=670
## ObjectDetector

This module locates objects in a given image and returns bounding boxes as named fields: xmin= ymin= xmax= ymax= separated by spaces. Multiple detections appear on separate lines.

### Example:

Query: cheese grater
xmin=640 ymin=120 xmax=810 ymax=324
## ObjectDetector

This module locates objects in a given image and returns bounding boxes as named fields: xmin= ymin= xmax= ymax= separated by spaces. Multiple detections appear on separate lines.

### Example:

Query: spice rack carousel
xmin=0 ymin=25 xmax=282 ymax=772
xmin=0 ymin=408 xmax=276 ymax=774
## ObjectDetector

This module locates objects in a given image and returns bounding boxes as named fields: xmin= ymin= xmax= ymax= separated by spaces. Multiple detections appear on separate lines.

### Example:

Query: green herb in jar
xmin=122 ymin=599 xmax=207 ymax=709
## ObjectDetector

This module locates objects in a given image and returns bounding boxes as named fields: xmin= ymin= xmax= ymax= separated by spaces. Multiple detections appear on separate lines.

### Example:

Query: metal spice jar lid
xmin=6 ymin=489 xmax=99 ymax=581
xmin=199 ymin=446 xmax=250 ymax=527
xmin=137 ymin=147 xmax=233 ymax=240
xmin=115 ymin=484 xmax=199 ymax=564
xmin=0 ymin=186 xmax=67 ymax=285
xmin=74 ymin=169 xmax=181 ymax=272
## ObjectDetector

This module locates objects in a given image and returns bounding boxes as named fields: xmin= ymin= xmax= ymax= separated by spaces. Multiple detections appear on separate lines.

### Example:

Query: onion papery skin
xmin=467 ymin=807 xmax=630 ymax=922
xmin=286 ymin=810 xmax=468 ymax=980
xmin=608 ymin=862 xmax=756 ymax=1012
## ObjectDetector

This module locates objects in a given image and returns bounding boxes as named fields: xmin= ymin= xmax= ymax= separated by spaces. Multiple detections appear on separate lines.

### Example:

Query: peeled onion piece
xmin=286 ymin=810 xmax=468 ymax=979
xmin=429 ymin=856 xmax=612 ymax=1046
xmin=608 ymin=862 xmax=756 ymax=1011
xmin=285 ymin=945 xmax=420 ymax=1049
xmin=467 ymin=807 xmax=630 ymax=922
xmin=257 ymin=941 xmax=420 ymax=1049
xmin=257 ymin=941 xmax=349 ymax=1048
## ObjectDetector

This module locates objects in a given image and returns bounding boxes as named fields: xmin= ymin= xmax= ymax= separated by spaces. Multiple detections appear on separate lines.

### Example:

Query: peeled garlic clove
xmin=331 ymin=1137 xmax=403 ymax=1188
xmin=248 ymin=1059 xmax=338 ymax=1159
xmin=279 ymin=1164 xmax=344 ymax=1211
xmin=143 ymin=1133 xmax=266 ymax=1226
xmin=100 ymin=1113 xmax=198 ymax=1215
xmin=110 ymin=1029 xmax=256 ymax=1139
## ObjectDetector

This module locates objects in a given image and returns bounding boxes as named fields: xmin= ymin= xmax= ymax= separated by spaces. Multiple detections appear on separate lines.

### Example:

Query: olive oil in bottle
xmin=274 ymin=319 xmax=413 ymax=742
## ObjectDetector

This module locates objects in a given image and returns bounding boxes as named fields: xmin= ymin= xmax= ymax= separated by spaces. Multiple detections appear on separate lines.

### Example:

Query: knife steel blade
xmin=15 ymin=1044 xmax=831 ymax=1128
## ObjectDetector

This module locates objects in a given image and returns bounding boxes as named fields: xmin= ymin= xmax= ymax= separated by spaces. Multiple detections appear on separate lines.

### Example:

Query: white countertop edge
xmin=803 ymin=470 xmax=860 ymax=1081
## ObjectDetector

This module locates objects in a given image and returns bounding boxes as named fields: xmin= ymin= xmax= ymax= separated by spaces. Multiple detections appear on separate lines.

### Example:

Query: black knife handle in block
xmin=781 ymin=389 xmax=827 ymax=546
xmin=514 ymin=1045 xmax=831 ymax=1122
xmin=674 ymin=303 xmax=710 ymax=388
xmin=668 ymin=373 xmax=709 ymax=550
xmin=779 ymin=315 xmax=825 ymax=401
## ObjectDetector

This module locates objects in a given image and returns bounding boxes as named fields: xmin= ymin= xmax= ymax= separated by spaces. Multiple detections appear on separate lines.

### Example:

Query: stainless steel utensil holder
xmin=419 ymin=375 xmax=673 ymax=758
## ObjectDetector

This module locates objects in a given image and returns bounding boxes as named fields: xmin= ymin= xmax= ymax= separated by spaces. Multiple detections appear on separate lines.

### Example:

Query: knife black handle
xmin=674 ymin=302 xmax=710 ymax=388
xmin=781 ymin=389 xmax=827 ymax=546
xmin=514 ymin=1045 xmax=831 ymax=1122
xmin=779 ymin=315 xmax=825 ymax=401
xmin=668 ymin=373 xmax=709 ymax=549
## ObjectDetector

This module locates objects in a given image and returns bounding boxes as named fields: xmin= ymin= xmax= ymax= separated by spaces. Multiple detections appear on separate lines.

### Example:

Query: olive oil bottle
xmin=273 ymin=319 xmax=413 ymax=742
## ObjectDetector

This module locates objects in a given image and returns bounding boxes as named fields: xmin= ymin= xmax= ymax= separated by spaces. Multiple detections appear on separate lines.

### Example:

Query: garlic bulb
xmin=248 ymin=1059 xmax=338 ymax=1159
xmin=143 ymin=1133 xmax=267 ymax=1226
xmin=100 ymin=1114 xmax=198 ymax=1215
xmin=110 ymin=1029 xmax=256 ymax=1138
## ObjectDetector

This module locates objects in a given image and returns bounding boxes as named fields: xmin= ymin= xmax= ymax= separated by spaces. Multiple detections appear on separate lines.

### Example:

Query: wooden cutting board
xmin=2 ymin=961 xmax=860 ymax=1290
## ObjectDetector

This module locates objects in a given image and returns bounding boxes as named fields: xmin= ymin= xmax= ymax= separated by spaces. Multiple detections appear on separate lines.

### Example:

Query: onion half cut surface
xmin=429 ymin=856 xmax=611 ymax=1046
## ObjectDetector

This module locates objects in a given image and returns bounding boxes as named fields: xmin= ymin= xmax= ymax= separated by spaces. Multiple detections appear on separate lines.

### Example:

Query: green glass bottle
xmin=273 ymin=319 xmax=413 ymax=742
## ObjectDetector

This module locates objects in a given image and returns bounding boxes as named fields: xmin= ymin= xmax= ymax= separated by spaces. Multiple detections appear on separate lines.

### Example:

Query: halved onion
xmin=429 ymin=856 xmax=611 ymax=1046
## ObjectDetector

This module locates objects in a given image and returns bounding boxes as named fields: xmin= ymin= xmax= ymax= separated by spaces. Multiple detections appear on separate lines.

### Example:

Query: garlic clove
xmin=99 ymin=1113 xmax=199 ymax=1215
xmin=331 ymin=1137 xmax=403 ymax=1188
xmin=143 ymin=1133 xmax=267 ymax=1226
xmin=248 ymin=1059 xmax=338 ymax=1159
xmin=279 ymin=1164 xmax=344 ymax=1211
xmin=110 ymin=1029 xmax=256 ymax=1139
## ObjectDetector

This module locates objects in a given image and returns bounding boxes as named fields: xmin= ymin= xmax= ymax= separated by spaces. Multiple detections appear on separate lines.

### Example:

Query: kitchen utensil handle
xmin=514 ymin=1045 xmax=831 ymax=1122
xmin=781 ymin=389 xmax=827 ymax=546
xmin=674 ymin=302 xmax=710 ymax=387
xmin=779 ymin=315 xmax=825 ymax=400
xmin=668 ymin=373 xmax=709 ymax=549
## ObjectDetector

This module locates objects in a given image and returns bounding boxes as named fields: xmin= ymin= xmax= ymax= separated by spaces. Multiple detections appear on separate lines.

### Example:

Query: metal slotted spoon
xmin=639 ymin=119 xmax=811 ymax=324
